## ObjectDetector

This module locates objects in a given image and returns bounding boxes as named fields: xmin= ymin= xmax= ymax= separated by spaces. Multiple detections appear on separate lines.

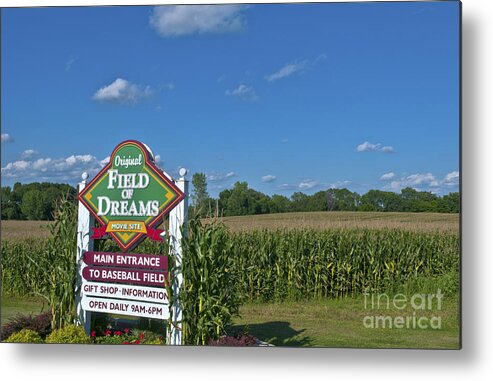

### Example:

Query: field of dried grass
xmin=207 ymin=211 xmax=459 ymax=233
xmin=1 ymin=220 xmax=52 ymax=240
xmin=1 ymin=211 xmax=459 ymax=240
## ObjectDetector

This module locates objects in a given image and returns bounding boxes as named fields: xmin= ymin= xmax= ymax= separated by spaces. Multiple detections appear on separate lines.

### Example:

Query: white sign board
xmin=82 ymin=296 xmax=169 ymax=320
xmin=82 ymin=282 xmax=168 ymax=305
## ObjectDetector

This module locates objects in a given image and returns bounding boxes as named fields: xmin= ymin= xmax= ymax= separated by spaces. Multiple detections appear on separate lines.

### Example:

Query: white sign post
xmin=168 ymin=168 xmax=189 ymax=345
xmin=76 ymin=172 xmax=94 ymax=333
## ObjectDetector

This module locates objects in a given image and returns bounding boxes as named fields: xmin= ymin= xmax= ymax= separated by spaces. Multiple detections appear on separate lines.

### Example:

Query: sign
xmin=83 ymin=251 xmax=167 ymax=271
xmin=75 ymin=140 xmax=188 ymax=344
xmin=78 ymin=140 xmax=185 ymax=252
xmin=82 ymin=282 xmax=167 ymax=304
xmin=82 ymin=296 xmax=169 ymax=320
xmin=82 ymin=266 xmax=168 ymax=287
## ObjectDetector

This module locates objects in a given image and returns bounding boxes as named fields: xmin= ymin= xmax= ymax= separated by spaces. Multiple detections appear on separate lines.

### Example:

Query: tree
xmin=191 ymin=173 xmax=210 ymax=217
xmin=360 ymin=190 xmax=402 ymax=212
xmin=330 ymin=188 xmax=361 ymax=211
xmin=327 ymin=190 xmax=336 ymax=211
xmin=21 ymin=190 xmax=51 ymax=220
xmin=291 ymin=192 xmax=310 ymax=212
xmin=437 ymin=192 xmax=460 ymax=213
xmin=305 ymin=191 xmax=327 ymax=211
xmin=269 ymin=194 xmax=291 ymax=213
xmin=225 ymin=182 xmax=250 ymax=216
xmin=1 ymin=187 xmax=20 ymax=219
xmin=399 ymin=187 xmax=439 ymax=212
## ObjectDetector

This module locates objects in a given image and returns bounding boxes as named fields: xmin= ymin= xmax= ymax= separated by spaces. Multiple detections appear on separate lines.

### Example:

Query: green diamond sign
xmin=78 ymin=140 xmax=185 ymax=252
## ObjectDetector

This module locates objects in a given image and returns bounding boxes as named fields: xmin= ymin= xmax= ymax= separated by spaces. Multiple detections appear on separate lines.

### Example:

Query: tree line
xmin=0 ymin=176 xmax=460 ymax=221
xmin=191 ymin=173 xmax=460 ymax=218
xmin=1 ymin=182 xmax=76 ymax=220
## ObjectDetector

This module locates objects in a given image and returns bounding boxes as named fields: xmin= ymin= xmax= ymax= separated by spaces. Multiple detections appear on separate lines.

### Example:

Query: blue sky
xmin=1 ymin=2 xmax=460 ymax=197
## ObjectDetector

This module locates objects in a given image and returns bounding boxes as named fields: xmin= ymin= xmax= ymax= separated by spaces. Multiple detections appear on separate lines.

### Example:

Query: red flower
xmin=105 ymin=330 xmax=111 ymax=336
xmin=135 ymin=340 xmax=141 ymax=345
xmin=124 ymin=328 xmax=130 ymax=334
xmin=140 ymin=333 xmax=145 ymax=340
xmin=91 ymin=331 xmax=96 ymax=337
xmin=115 ymin=331 xmax=122 ymax=336
xmin=123 ymin=342 xmax=129 ymax=345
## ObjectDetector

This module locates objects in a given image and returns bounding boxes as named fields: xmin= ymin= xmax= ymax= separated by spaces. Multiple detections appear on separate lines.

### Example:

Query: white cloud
xmin=278 ymin=183 xmax=297 ymax=191
xmin=390 ymin=173 xmax=437 ymax=191
xmin=278 ymin=178 xmax=345 ymax=192
xmin=225 ymin=84 xmax=258 ymax=101
xmin=443 ymin=171 xmax=459 ymax=186
xmin=207 ymin=171 xmax=236 ymax=182
xmin=100 ymin=156 xmax=110 ymax=166
xmin=21 ymin=149 xmax=38 ymax=159
xmin=356 ymin=141 xmax=395 ymax=153
xmin=388 ymin=171 xmax=459 ymax=193
xmin=149 ymin=5 xmax=248 ymax=38
xmin=298 ymin=179 xmax=319 ymax=190
xmin=314 ymin=53 xmax=328 ymax=64
xmin=160 ymin=83 xmax=175 ymax=90
xmin=380 ymin=172 xmax=395 ymax=180
xmin=261 ymin=175 xmax=277 ymax=183
xmin=328 ymin=180 xmax=351 ymax=189
xmin=381 ymin=146 xmax=395 ymax=153
xmin=265 ymin=60 xmax=308 ymax=82
xmin=93 ymin=78 xmax=153 ymax=105
xmin=65 ymin=56 xmax=78 ymax=72
xmin=1 ymin=133 xmax=13 ymax=143
xmin=1 ymin=154 xmax=106 ymax=182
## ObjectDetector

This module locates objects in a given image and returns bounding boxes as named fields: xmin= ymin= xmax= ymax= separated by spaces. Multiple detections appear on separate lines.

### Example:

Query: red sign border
xmin=78 ymin=140 xmax=185 ymax=252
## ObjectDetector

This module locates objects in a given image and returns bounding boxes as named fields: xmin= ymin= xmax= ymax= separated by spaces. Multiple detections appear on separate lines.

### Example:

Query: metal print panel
xmin=1 ymin=1 xmax=460 ymax=349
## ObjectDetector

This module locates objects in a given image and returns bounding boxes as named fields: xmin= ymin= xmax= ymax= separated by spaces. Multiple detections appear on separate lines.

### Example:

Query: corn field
xmin=1 ymin=213 xmax=459 ymax=341
xmin=230 ymin=228 xmax=459 ymax=302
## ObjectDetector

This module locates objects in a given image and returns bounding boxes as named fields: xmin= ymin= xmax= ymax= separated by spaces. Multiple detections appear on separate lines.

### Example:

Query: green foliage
xmin=27 ymin=195 xmax=78 ymax=330
xmin=230 ymin=228 xmax=459 ymax=302
xmin=360 ymin=190 xmax=403 ymax=212
xmin=1 ymin=182 xmax=76 ymax=220
xmin=4 ymin=328 xmax=43 ymax=343
xmin=1 ymin=239 xmax=49 ymax=296
xmin=214 ymin=183 xmax=458 ymax=217
xmin=94 ymin=329 xmax=165 ymax=345
xmin=191 ymin=172 xmax=212 ymax=217
xmin=181 ymin=219 xmax=242 ymax=345
xmin=21 ymin=190 xmax=50 ymax=220
xmin=328 ymin=188 xmax=361 ymax=211
xmin=0 ymin=186 xmax=21 ymax=219
xmin=0 ymin=312 xmax=52 ymax=341
xmin=45 ymin=325 xmax=91 ymax=344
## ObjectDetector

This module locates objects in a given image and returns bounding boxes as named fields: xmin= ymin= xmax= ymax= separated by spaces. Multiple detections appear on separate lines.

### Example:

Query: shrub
xmin=0 ymin=312 xmax=52 ymax=341
xmin=4 ymin=329 xmax=43 ymax=343
xmin=208 ymin=333 xmax=257 ymax=347
xmin=130 ymin=329 xmax=165 ymax=345
xmin=94 ymin=328 xmax=165 ymax=345
xmin=45 ymin=325 xmax=91 ymax=344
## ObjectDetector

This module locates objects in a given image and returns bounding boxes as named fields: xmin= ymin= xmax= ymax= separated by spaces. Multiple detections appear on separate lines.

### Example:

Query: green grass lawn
xmin=2 ymin=293 xmax=459 ymax=348
xmin=231 ymin=294 xmax=460 ymax=349
xmin=1 ymin=295 xmax=48 ymax=324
